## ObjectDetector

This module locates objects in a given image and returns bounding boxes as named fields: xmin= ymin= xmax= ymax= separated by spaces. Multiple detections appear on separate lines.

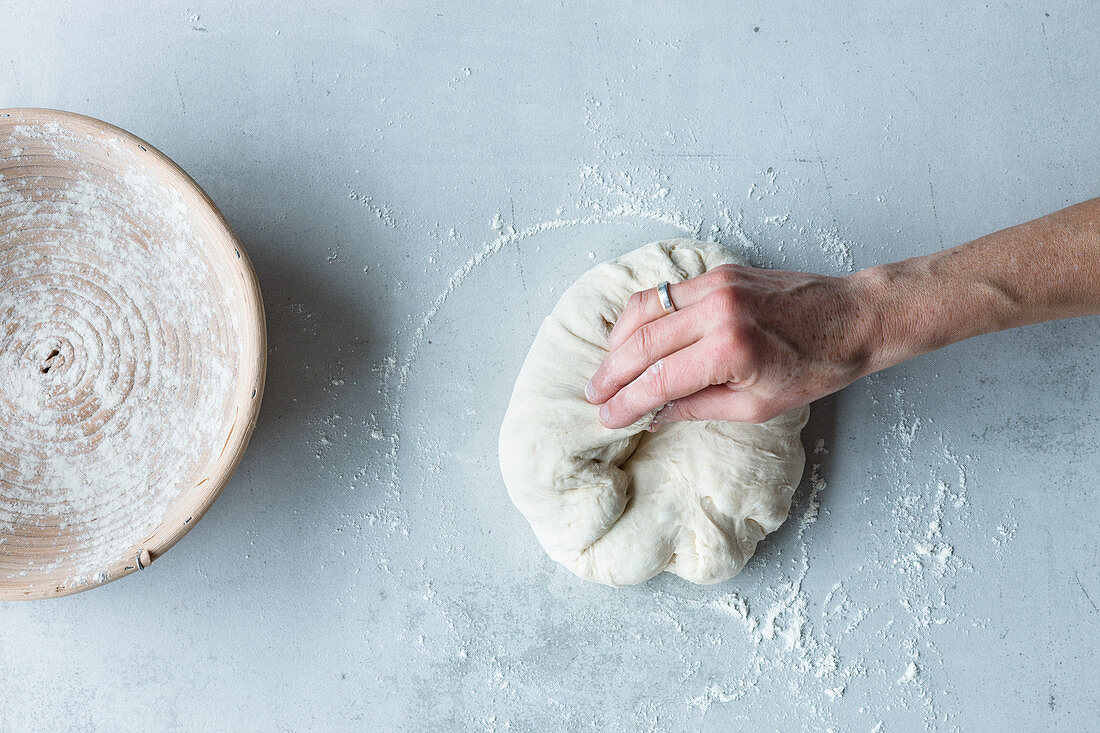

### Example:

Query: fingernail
xmin=584 ymin=380 xmax=596 ymax=402
xmin=599 ymin=403 xmax=610 ymax=424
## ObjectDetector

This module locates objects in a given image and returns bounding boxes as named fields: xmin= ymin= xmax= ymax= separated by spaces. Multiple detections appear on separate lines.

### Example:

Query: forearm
xmin=857 ymin=197 xmax=1100 ymax=372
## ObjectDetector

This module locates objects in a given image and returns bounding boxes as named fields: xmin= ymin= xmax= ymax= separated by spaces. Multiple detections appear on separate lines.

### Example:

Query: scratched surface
xmin=1 ymin=2 xmax=1099 ymax=731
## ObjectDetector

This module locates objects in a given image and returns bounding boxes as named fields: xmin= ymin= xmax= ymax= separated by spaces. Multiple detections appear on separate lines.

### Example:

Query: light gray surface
xmin=2 ymin=2 xmax=1099 ymax=731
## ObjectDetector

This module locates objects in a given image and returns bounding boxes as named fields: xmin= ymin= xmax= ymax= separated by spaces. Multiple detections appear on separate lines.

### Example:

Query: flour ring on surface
xmin=499 ymin=239 xmax=809 ymax=587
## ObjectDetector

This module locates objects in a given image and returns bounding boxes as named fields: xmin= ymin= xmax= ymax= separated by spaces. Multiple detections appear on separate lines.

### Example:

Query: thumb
xmin=648 ymin=384 xmax=772 ymax=429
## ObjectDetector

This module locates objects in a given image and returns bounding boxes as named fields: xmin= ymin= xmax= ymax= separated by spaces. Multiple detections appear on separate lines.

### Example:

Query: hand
xmin=584 ymin=263 xmax=883 ymax=429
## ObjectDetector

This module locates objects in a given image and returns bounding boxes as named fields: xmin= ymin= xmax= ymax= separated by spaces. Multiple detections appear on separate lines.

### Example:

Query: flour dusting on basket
xmin=0 ymin=113 xmax=255 ymax=596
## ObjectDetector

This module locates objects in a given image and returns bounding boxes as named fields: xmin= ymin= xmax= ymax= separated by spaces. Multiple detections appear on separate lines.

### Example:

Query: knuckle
xmin=705 ymin=343 xmax=735 ymax=385
xmin=632 ymin=324 xmax=656 ymax=361
xmin=706 ymin=336 xmax=732 ymax=365
xmin=715 ymin=321 xmax=741 ymax=350
xmin=706 ymin=328 xmax=760 ymax=388
xmin=713 ymin=264 xmax=741 ymax=286
xmin=642 ymin=359 xmax=670 ymax=400
xmin=712 ymin=324 xmax=742 ymax=359
xmin=718 ymin=321 xmax=757 ymax=357
xmin=707 ymin=286 xmax=739 ymax=315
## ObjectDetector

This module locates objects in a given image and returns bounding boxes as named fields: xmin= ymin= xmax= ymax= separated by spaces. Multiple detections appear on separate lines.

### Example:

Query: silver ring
xmin=657 ymin=281 xmax=675 ymax=314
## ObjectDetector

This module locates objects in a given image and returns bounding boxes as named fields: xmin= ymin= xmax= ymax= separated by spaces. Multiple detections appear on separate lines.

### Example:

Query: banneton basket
xmin=0 ymin=109 xmax=266 ymax=599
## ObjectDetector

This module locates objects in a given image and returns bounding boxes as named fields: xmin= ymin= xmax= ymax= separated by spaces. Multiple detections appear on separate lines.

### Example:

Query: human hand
xmin=584 ymin=263 xmax=884 ymax=429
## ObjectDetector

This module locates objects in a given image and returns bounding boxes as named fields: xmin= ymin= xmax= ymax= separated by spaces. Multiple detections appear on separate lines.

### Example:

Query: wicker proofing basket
xmin=0 ymin=109 xmax=266 ymax=599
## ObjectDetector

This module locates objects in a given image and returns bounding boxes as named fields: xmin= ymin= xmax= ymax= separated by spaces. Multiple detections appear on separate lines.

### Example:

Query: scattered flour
xmin=330 ymin=80 xmax=1002 ymax=731
xmin=348 ymin=190 xmax=397 ymax=228
xmin=347 ymin=157 xmax=988 ymax=728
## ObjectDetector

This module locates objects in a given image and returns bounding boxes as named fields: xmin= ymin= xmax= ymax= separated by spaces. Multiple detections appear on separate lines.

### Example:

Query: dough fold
xmin=499 ymin=239 xmax=809 ymax=586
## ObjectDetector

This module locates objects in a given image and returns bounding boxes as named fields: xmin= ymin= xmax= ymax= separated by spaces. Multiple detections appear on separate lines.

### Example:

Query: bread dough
xmin=498 ymin=239 xmax=809 ymax=586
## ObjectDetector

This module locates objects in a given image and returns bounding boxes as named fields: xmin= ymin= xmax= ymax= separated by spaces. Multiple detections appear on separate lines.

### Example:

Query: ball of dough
xmin=499 ymin=239 xmax=809 ymax=587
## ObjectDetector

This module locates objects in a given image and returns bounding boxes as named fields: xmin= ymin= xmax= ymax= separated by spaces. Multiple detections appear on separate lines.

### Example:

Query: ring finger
xmin=607 ymin=269 xmax=723 ymax=352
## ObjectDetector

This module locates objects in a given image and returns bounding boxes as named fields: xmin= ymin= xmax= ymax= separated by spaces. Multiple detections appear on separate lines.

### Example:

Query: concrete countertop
xmin=1 ymin=2 xmax=1098 ymax=730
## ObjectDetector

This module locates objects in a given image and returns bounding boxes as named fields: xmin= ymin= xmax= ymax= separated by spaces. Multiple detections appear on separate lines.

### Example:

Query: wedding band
xmin=657 ymin=281 xmax=675 ymax=314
